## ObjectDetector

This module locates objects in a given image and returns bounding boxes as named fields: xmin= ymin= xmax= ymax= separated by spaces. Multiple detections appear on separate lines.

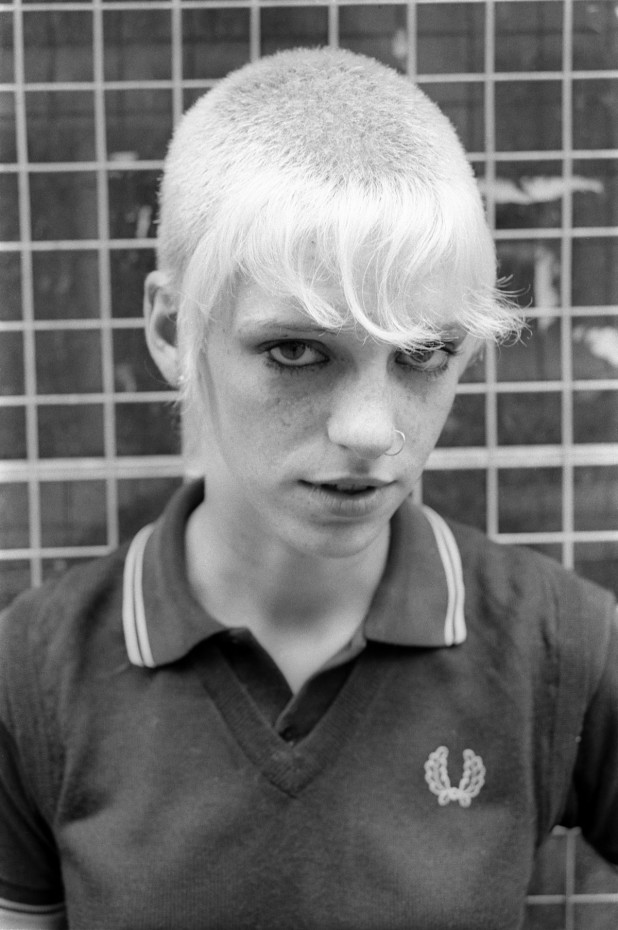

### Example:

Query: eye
xmin=396 ymin=343 xmax=457 ymax=374
xmin=266 ymin=341 xmax=327 ymax=368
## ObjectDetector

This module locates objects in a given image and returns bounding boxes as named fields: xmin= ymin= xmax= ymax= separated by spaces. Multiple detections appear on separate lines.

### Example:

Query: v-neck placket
xmin=214 ymin=625 xmax=367 ymax=742
xmin=190 ymin=639 xmax=396 ymax=797
xmin=121 ymin=481 xmax=468 ymax=794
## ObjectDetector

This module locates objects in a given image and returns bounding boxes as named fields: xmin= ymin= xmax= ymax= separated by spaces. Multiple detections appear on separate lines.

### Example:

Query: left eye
xmin=267 ymin=341 xmax=327 ymax=367
xmin=397 ymin=344 xmax=450 ymax=372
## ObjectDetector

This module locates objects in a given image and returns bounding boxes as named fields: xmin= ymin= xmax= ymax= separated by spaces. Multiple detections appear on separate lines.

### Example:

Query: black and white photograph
xmin=0 ymin=3 xmax=617 ymax=928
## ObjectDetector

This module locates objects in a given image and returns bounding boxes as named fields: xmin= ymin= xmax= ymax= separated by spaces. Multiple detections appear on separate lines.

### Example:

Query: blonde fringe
xmin=173 ymin=174 xmax=524 ymax=407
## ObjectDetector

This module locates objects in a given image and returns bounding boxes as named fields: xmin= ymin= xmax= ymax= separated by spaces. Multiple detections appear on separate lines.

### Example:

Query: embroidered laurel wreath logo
xmin=424 ymin=746 xmax=486 ymax=807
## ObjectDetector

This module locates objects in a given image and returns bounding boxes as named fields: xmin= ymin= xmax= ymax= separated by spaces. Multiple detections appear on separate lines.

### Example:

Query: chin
xmin=283 ymin=518 xmax=390 ymax=561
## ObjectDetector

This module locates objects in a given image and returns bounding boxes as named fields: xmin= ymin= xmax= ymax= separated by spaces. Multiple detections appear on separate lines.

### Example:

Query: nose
xmin=326 ymin=373 xmax=397 ymax=460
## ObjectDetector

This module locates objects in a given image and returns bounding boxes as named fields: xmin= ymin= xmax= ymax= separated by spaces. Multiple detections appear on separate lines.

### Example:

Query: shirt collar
xmin=122 ymin=480 xmax=466 ymax=669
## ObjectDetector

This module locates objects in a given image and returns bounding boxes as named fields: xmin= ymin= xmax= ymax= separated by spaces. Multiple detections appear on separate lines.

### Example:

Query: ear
xmin=143 ymin=270 xmax=181 ymax=387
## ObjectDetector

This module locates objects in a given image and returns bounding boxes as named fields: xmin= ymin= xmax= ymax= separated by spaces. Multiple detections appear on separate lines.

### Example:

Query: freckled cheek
xmin=401 ymin=385 xmax=457 ymax=451
xmin=431 ymin=394 xmax=456 ymax=433
xmin=221 ymin=380 xmax=324 ymax=452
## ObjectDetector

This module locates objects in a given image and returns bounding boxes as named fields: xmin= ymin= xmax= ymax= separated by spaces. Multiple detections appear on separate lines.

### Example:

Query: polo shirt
xmin=122 ymin=480 xmax=466 ymax=738
xmin=1 ymin=480 xmax=617 ymax=930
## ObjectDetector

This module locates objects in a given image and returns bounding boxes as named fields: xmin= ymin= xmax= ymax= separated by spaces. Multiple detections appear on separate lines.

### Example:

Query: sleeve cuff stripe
xmin=0 ymin=898 xmax=65 ymax=915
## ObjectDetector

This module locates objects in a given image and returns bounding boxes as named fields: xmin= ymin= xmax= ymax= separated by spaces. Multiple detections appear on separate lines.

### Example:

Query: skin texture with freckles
xmin=187 ymin=279 xmax=475 ymax=565
xmin=146 ymin=274 xmax=478 ymax=687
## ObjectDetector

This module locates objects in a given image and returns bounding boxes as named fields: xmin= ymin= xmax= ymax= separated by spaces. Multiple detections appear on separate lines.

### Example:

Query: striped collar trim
xmin=122 ymin=491 xmax=466 ymax=669
xmin=122 ymin=523 xmax=157 ymax=668
xmin=0 ymin=897 xmax=67 ymax=930
xmin=421 ymin=506 xmax=467 ymax=647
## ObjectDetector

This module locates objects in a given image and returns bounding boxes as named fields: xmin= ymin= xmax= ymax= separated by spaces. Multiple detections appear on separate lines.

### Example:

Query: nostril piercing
xmin=384 ymin=429 xmax=405 ymax=456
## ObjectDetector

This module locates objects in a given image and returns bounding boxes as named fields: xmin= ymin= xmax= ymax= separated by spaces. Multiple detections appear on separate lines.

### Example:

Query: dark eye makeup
xmin=262 ymin=337 xmax=462 ymax=377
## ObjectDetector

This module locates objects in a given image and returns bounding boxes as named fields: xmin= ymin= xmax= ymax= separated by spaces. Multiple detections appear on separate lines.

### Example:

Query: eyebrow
xmin=237 ymin=319 xmax=343 ymax=337
xmin=238 ymin=318 xmax=469 ymax=343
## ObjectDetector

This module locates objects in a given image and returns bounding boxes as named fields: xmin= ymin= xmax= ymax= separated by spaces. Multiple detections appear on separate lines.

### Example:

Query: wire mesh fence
xmin=0 ymin=2 xmax=617 ymax=925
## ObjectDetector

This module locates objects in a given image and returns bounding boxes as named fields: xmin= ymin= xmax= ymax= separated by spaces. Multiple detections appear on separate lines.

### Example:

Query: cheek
xmin=401 ymin=380 xmax=458 ymax=449
xmin=205 ymin=364 xmax=324 ymax=455
xmin=239 ymin=378 xmax=318 ymax=429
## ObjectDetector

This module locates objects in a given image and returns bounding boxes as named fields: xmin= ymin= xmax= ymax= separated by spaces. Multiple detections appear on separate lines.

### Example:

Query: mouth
xmin=301 ymin=478 xmax=392 ymax=496
xmin=298 ymin=477 xmax=396 ymax=518
xmin=315 ymin=482 xmax=378 ymax=496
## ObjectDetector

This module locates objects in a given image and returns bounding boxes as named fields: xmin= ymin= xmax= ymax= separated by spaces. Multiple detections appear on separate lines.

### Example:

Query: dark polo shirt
xmin=1 ymin=481 xmax=617 ymax=930
xmin=122 ymin=480 xmax=466 ymax=738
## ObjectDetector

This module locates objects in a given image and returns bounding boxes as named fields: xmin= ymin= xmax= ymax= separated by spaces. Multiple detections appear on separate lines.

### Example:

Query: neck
xmin=187 ymin=498 xmax=389 ymax=625
xmin=184 ymin=496 xmax=390 ymax=691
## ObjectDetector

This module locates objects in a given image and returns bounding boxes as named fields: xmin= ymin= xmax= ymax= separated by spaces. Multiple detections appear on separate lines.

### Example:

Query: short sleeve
xmin=0 ymin=722 xmax=64 ymax=905
xmin=570 ymin=607 xmax=618 ymax=863
xmin=0 ymin=604 xmax=64 ymax=907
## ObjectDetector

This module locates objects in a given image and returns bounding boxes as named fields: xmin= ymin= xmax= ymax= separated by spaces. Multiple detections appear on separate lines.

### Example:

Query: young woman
xmin=1 ymin=48 xmax=616 ymax=930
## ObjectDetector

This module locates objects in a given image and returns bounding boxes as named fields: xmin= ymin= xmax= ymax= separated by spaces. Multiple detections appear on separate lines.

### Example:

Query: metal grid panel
xmin=0 ymin=2 xmax=617 ymax=923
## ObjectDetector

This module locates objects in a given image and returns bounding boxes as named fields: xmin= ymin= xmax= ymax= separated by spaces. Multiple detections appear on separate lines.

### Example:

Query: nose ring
xmin=384 ymin=429 xmax=405 ymax=456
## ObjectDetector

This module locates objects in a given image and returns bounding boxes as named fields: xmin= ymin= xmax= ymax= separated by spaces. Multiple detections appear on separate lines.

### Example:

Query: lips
xmin=298 ymin=478 xmax=394 ymax=518
xmin=300 ymin=478 xmax=394 ymax=502
xmin=318 ymin=482 xmax=378 ymax=495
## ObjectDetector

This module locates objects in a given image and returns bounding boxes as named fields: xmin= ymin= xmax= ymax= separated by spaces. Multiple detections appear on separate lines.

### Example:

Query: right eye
xmin=266 ymin=341 xmax=328 ymax=368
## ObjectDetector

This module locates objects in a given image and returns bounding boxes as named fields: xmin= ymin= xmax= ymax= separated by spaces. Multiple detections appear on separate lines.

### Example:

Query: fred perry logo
xmin=424 ymin=746 xmax=486 ymax=808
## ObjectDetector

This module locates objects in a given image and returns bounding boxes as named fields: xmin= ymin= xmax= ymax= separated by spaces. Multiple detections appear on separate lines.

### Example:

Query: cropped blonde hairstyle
xmin=157 ymin=47 xmax=521 ymax=402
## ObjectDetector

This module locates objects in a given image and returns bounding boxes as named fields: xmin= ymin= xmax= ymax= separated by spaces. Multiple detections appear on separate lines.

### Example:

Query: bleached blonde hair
xmin=157 ymin=47 xmax=521 ymax=402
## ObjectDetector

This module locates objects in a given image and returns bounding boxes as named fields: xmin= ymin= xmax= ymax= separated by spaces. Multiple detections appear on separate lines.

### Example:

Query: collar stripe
xmin=122 ymin=505 xmax=467 ymax=668
xmin=122 ymin=523 xmax=156 ymax=668
xmin=422 ymin=506 xmax=467 ymax=646
xmin=0 ymin=899 xmax=67 ymax=930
